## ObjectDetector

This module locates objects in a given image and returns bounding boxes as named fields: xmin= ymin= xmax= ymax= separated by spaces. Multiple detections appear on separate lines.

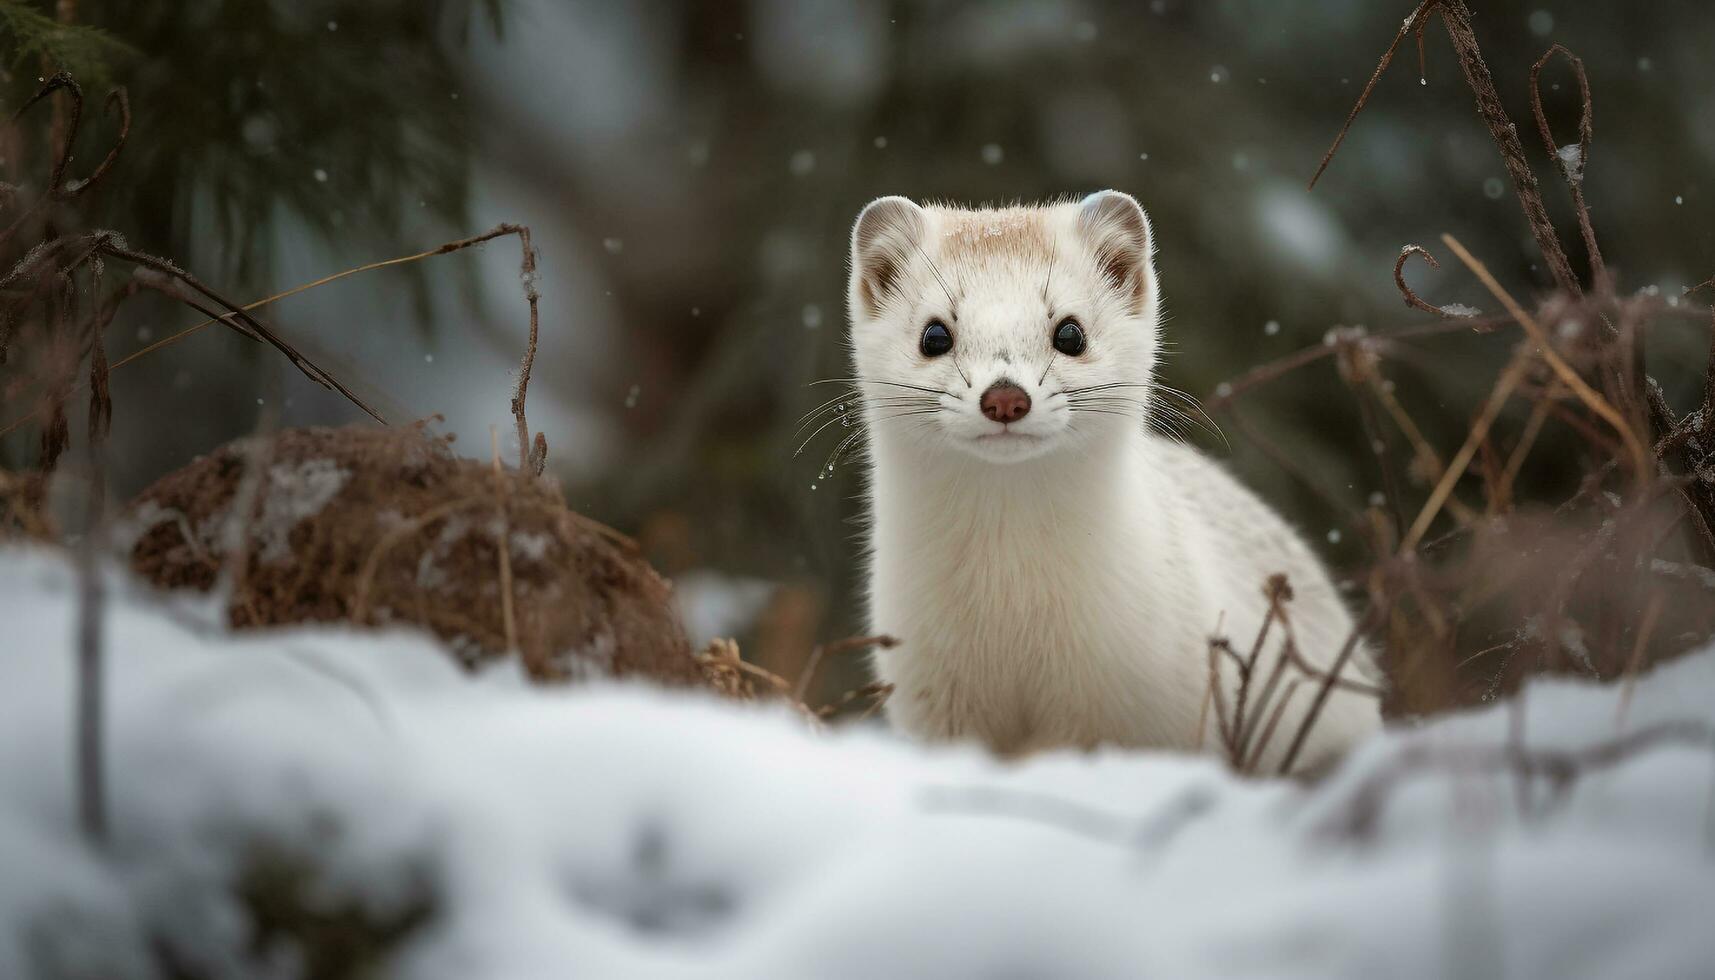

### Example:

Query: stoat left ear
xmin=850 ymin=196 xmax=926 ymax=320
xmin=1077 ymin=190 xmax=1155 ymax=314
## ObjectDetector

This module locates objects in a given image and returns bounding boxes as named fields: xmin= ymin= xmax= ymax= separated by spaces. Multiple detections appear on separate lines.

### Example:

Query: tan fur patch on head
xmin=929 ymin=206 xmax=1054 ymax=267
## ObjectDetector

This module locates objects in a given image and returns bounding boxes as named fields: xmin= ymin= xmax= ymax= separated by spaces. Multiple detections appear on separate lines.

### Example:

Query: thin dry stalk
xmin=1307 ymin=0 xmax=1439 ymax=191
xmin=506 ymin=224 xmax=544 ymax=475
xmin=2 ymin=224 xmax=543 ymax=442
xmin=1277 ymin=604 xmax=1383 ymax=776
xmin=793 ymin=634 xmax=898 ymax=703
xmin=1614 ymin=591 xmax=1665 ymax=731
xmin=1365 ymin=372 xmax=1477 ymax=524
xmin=489 ymin=427 xmax=518 ymax=654
xmin=1495 ymin=386 xmax=1557 ymax=508
xmin=350 ymin=496 xmax=486 ymax=622
xmin=1401 ymin=353 xmax=1528 ymax=551
xmin=72 ymin=442 xmax=106 ymax=843
xmin=816 ymin=681 xmax=895 ymax=721
xmin=1529 ymin=44 xmax=1605 ymax=287
xmin=1439 ymin=234 xmax=1648 ymax=478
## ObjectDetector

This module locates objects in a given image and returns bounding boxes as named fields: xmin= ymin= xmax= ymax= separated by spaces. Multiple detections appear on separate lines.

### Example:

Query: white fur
xmin=847 ymin=192 xmax=1379 ymax=772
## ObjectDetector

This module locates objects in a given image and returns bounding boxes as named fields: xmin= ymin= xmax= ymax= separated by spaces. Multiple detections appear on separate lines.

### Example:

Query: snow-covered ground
xmin=4 ymin=547 xmax=1713 ymax=979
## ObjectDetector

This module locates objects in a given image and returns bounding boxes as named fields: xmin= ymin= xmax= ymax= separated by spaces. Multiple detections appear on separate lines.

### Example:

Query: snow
xmin=4 ymin=547 xmax=1714 ymax=978
xmin=256 ymin=458 xmax=349 ymax=564
xmin=671 ymin=569 xmax=775 ymax=649
xmin=1556 ymin=143 xmax=1585 ymax=186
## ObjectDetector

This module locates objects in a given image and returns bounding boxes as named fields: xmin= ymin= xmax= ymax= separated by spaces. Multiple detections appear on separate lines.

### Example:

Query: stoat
xmin=846 ymin=191 xmax=1379 ymax=772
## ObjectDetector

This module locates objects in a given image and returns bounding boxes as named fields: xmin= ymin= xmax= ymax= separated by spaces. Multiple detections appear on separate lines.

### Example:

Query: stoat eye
xmin=1052 ymin=318 xmax=1087 ymax=356
xmin=920 ymin=320 xmax=954 ymax=357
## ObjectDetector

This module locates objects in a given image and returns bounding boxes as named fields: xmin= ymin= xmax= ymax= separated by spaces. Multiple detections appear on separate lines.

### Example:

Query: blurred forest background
xmin=2 ymin=0 xmax=1711 ymax=699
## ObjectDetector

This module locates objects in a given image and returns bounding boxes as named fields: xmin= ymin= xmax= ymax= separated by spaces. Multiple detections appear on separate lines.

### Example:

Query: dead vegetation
xmin=125 ymin=422 xmax=704 ymax=686
xmin=1202 ymin=0 xmax=1715 ymax=789
xmin=1 ymin=4 xmax=1708 ymax=864
xmin=0 ymin=71 xmax=899 ymax=760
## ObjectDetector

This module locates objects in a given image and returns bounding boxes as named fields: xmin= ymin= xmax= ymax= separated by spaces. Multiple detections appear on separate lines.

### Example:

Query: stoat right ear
xmin=1077 ymin=190 xmax=1155 ymax=315
xmin=851 ymin=196 xmax=926 ymax=320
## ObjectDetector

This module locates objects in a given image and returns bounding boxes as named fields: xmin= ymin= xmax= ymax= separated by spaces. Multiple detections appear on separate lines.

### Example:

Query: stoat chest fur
xmin=846 ymin=191 xmax=1379 ymax=771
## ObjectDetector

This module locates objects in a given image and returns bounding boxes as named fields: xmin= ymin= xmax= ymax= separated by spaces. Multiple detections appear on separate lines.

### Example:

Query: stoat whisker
xmin=909 ymin=238 xmax=960 ymax=319
xmin=1149 ymin=402 xmax=1223 ymax=447
xmin=808 ymin=378 xmax=952 ymax=397
xmin=1062 ymin=381 xmax=1153 ymax=396
xmin=1152 ymin=383 xmax=1229 ymax=448
xmin=791 ymin=397 xmax=934 ymax=443
xmin=792 ymin=390 xmax=864 ymax=430
xmin=1067 ymin=407 xmax=1147 ymax=424
xmin=792 ymin=391 xmax=932 ymax=433
xmin=795 ymin=406 xmax=868 ymax=458
xmin=795 ymin=399 xmax=939 ymax=456
xmin=818 ymin=408 xmax=945 ymax=476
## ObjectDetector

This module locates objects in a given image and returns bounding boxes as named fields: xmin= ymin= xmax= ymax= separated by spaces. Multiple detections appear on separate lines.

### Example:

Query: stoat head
xmin=847 ymin=191 xmax=1160 ymax=465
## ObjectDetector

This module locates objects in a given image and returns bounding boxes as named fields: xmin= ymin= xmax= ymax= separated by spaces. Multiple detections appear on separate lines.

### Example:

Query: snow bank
xmin=3 ymin=547 xmax=1713 ymax=978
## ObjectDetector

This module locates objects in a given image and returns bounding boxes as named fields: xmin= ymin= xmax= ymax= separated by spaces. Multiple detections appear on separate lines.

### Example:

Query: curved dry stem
xmin=1394 ymin=244 xmax=1478 ymax=318
xmin=1529 ymin=44 xmax=1605 ymax=287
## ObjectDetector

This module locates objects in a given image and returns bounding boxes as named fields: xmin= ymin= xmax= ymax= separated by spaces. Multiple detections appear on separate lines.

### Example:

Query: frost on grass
xmin=4 ymin=548 xmax=1715 ymax=978
xmin=255 ymin=458 xmax=349 ymax=564
xmin=1556 ymin=143 xmax=1586 ymax=186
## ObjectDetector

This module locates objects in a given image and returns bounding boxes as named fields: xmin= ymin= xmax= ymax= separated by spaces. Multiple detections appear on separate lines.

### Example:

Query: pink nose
xmin=980 ymin=383 xmax=1032 ymax=423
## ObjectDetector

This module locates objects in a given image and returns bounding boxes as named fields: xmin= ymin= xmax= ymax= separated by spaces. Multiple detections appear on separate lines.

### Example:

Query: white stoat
xmin=845 ymin=191 xmax=1379 ymax=772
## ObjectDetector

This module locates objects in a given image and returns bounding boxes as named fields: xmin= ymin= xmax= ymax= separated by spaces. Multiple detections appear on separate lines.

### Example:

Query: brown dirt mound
xmin=125 ymin=422 xmax=705 ymax=687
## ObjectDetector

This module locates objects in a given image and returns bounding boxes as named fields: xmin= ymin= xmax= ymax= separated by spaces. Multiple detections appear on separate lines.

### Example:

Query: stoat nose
xmin=980 ymin=382 xmax=1032 ymax=423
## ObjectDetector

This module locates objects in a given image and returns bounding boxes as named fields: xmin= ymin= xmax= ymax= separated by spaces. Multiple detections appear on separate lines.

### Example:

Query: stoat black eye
xmin=1052 ymin=318 xmax=1086 ymax=356
xmin=920 ymin=320 xmax=954 ymax=357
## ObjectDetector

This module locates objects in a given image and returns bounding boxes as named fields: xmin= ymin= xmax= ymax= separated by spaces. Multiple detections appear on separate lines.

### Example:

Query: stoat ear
xmin=1077 ymin=190 xmax=1155 ymax=314
xmin=851 ymin=196 xmax=926 ymax=320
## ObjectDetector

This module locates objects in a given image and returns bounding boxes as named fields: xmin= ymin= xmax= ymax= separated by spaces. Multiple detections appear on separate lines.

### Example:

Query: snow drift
xmin=3 ymin=547 xmax=1713 ymax=978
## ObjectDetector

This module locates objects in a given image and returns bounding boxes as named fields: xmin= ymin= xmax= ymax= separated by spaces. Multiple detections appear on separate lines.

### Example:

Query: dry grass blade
xmin=1400 ymin=352 xmax=1527 ymax=552
xmin=351 ymin=497 xmax=487 ymax=623
xmin=112 ymin=248 xmax=386 ymax=424
xmin=1614 ymin=591 xmax=1665 ymax=730
xmin=2 ymin=224 xmax=544 ymax=441
xmin=1440 ymin=233 xmax=1648 ymax=479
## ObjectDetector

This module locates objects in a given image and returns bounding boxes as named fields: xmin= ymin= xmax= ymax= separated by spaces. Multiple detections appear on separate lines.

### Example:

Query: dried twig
xmin=1529 ymin=44 xmax=1604 ymax=287
xmin=1614 ymin=591 xmax=1664 ymax=730
xmin=1277 ymin=603 xmax=1384 ymax=776
xmin=110 ymin=248 xmax=385 ymax=424
xmin=489 ymin=427 xmax=518 ymax=654
xmin=794 ymin=634 xmax=898 ymax=703
xmin=1307 ymin=0 xmax=1439 ymax=191
xmin=1393 ymin=244 xmax=1478 ymax=319
xmin=1439 ymin=233 xmax=1648 ymax=479
xmin=73 ymin=434 xmax=106 ymax=843
xmin=1400 ymin=352 xmax=1527 ymax=551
